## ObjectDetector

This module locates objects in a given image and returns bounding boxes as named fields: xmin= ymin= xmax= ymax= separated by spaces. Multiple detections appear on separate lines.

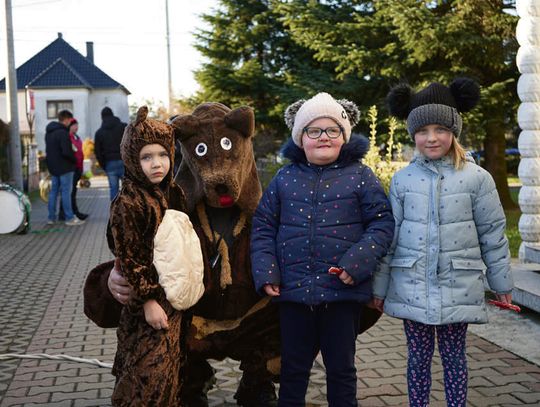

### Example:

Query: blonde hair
xmin=449 ymin=137 xmax=467 ymax=169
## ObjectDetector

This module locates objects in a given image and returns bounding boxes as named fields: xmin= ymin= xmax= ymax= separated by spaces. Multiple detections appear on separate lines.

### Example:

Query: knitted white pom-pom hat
xmin=284 ymin=92 xmax=360 ymax=147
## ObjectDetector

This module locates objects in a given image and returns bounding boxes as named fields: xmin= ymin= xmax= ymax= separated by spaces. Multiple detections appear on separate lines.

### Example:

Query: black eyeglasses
xmin=303 ymin=126 xmax=343 ymax=139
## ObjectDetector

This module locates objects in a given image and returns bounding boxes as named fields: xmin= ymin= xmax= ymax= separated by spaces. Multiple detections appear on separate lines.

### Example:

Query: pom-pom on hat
xmin=386 ymin=77 xmax=480 ymax=139
xmin=284 ymin=92 xmax=360 ymax=147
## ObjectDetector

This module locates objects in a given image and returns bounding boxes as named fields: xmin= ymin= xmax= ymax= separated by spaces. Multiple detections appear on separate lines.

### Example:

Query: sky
xmin=0 ymin=0 xmax=217 ymax=105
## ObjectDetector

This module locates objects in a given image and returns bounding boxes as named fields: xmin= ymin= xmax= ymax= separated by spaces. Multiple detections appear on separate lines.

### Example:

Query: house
xmin=0 ymin=33 xmax=130 ymax=152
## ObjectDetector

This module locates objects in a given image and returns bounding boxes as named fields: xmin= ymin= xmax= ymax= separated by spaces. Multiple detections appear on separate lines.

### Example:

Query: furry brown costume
xmin=170 ymin=103 xmax=280 ymax=405
xmin=107 ymin=106 xmax=187 ymax=407
xmin=84 ymin=103 xmax=280 ymax=406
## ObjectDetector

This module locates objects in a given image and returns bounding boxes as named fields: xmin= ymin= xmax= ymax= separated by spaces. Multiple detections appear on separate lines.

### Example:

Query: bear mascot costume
xmin=84 ymin=102 xmax=281 ymax=406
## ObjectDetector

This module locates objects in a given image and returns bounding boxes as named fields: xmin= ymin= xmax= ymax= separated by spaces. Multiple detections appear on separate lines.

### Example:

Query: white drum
xmin=0 ymin=184 xmax=31 ymax=234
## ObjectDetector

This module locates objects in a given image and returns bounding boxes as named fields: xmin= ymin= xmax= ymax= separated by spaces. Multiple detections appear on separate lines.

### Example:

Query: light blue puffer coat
xmin=372 ymin=154 xmax=512 ymax=325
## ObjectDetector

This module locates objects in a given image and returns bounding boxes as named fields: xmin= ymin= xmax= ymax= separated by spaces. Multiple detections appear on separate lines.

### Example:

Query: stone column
xmin=517 ymin=0 xmax=540 ymax=261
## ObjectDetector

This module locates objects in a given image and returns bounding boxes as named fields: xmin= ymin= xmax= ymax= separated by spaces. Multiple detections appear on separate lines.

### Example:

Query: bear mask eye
xmin=195 ymin=143 xmax=208 ymax=157
xmin=220 ymin=137 xmax=232 ymax=151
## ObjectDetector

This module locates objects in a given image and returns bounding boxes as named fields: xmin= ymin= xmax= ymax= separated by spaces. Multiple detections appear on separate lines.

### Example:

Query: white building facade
xmin=0 ymin=33 xmax=129 ymax=152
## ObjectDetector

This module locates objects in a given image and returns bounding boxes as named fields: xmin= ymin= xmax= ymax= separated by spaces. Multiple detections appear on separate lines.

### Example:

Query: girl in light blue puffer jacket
xmin=373 ymin=78 xmax=515 ymax=407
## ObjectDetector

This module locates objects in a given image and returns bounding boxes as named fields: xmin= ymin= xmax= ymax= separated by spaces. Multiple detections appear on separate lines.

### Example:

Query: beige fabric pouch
xmin=153 ymin=209 xmax=205 ymax=310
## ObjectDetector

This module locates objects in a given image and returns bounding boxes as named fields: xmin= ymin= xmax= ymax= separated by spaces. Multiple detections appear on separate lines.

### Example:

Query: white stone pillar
xmin=516 ymin=0 xmax=540 ymax=260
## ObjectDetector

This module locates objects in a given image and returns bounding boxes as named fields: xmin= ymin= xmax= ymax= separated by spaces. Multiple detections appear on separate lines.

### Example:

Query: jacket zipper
xmin=427 ymin=166 xmax=442 ymax=323
xmin=426 ymin=173 xmax=432 ymax=316
xmin=309 ymin=166 xmax=323 ymax=304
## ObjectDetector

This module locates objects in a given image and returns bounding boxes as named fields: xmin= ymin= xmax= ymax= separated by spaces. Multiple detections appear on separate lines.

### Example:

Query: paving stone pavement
xmin=0 ymin=179 xmax=539 ymax=406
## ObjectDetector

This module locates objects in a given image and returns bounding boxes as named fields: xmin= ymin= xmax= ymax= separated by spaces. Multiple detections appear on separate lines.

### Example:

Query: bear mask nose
xmin=215 ymin=184 xmax=229 ymax=195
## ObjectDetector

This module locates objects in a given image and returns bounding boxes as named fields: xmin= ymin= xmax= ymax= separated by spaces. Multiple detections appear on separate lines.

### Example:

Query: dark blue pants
xmin=278 ymin=302 xmax=362 ymax=407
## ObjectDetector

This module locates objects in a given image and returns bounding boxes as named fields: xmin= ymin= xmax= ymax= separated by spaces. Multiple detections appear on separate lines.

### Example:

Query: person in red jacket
xmin=59 ymin=118 xmax=89 ymax=220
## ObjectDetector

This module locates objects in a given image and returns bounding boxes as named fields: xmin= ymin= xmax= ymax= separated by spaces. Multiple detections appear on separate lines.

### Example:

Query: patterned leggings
xmin=404 ymin=320 xmax=468 ymax=407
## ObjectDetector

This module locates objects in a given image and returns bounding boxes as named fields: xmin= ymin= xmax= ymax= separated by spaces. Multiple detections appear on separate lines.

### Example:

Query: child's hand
xmin=329 ymin=267 xmax=354 ymax=285
xmin=263 ymin=284 xmax=280 ymax=297
xmin=369 ymin=298 xmax=384 ymax=312
xmin=143 ymin=299 xmax=169 ymax=330
xmin=108 ymin=258 xmax=130 ymax=305
xmin=496 ymin=293 xmax=512 ymax=304
xmin=338 ymin=270 xmax=354 ymax=285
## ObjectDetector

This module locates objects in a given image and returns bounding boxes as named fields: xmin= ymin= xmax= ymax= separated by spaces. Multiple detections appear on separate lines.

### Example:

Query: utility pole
xmin=165 ymin=0 xmax=173 ymax=112
xmin=3 ymin=0 xmax=23 ymax=190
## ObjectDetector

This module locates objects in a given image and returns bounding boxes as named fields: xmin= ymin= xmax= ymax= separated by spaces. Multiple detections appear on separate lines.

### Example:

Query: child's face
xmin=301 ymin=117 xmax=345 ymax=165
xmin=139 ymin=144 xmax=170 ymax=184
xmin=414 ymin=124 xmax=453 ymax=160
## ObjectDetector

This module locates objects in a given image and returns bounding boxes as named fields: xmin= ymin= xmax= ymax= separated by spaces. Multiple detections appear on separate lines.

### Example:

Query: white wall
xmin=34 ymin=88 xmax=90 ymax=151
xmin=88 ymin=90 xmax=129 ymax=138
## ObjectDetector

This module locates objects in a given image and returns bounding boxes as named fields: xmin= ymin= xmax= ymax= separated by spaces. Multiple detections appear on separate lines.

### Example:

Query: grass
xmin=505 ymin=187 xmax=520 ymax=258
xmin=505 ymin=208 xmax=521 ymax=258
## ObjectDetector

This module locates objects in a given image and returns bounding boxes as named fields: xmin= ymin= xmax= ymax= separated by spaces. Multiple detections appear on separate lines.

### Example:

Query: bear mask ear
xmin=170 ymin=115 xmax=201 ymax=142
xmin=224 ymin=106 xmax=255 ymax=138
xmin=284 ymin=99 xmax=306 ymax=130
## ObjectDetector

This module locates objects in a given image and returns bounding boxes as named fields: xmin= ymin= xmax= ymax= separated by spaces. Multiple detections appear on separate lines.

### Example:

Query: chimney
xmin=57 ymin=32 xmax=63 ymax=39
xmin=86 ymin=41 xmax=94 ymax=63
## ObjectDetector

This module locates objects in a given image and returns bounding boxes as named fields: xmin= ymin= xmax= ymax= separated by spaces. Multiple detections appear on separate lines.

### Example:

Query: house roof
xmin=0 ymin=34 xmax=129 ymax=94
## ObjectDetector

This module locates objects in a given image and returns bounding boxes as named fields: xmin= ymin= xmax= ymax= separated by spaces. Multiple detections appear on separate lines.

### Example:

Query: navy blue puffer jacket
xmin=251 ymin=135 xmax=395 ymax=305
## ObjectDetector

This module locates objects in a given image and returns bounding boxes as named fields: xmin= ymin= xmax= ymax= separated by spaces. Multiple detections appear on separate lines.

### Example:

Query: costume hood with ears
xmin=170 ymin=102 xmax=262 ymax=215
xmin=386 ymin=77 xmax=480 ymax=139
xmin=121 ymin=105 xmax=176 ymax=189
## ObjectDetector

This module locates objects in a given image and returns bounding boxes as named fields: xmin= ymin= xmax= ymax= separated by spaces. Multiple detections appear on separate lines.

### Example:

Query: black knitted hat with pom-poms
xmin=386 ymin=77 xmax=480 ymax=140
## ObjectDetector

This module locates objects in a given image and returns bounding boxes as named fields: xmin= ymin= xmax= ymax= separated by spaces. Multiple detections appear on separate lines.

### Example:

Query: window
xmin=46 ymin=100 xmax=73 ymax=119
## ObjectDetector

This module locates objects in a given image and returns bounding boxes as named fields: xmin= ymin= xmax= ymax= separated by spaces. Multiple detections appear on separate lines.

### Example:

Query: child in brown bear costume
xmin=85 ymin=103 xmax=281 ymax=406
xmin=107 ymin=106 xmax=189 ymax=406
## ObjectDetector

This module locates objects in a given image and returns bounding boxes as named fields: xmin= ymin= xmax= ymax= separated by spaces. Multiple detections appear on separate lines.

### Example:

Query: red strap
xmin=488 ymin=299 xmax=521 ymax=313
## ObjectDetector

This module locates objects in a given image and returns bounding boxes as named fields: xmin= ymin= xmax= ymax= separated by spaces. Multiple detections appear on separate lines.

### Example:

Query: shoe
xmin=234 ymin=376 xmax=277 ymax=407
xmin=65 ymin=217 xmax=85 ymax=226
xmin=76 ymin=213 xmax=89 ymax=220
xmin=47 ymin=220 xmax=56 ymax=225
xmin=181 ymin=392 xmax=209 ymax=407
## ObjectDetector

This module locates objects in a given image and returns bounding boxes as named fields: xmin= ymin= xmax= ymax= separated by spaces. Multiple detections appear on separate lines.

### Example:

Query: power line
xmin=12 ymin=0 xmax=61 ymax=8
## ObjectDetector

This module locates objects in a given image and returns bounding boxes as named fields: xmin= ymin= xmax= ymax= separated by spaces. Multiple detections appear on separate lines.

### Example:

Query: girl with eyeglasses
xmin=251 ymin=92 xmax=395 ymax=406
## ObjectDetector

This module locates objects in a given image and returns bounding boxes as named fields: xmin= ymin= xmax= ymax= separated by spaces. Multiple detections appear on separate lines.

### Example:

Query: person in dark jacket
xmin=45 ymin=109 xmax=85 ymax=226
xmin=94 ymin=107 xmax=127 ymax=200
xmin=251 ymin=92 xmax=395 ymax=406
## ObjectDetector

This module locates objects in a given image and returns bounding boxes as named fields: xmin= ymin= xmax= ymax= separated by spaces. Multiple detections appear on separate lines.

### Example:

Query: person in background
xmin=45 ymin=109 xmax=85 ymax=226
xmin=94 ymin=107 xmax=127 ymax=200
xmin=373 ymin=78 xmax=514 ymax=407
xmin=59 ymin=118 xmax=89 ymax=221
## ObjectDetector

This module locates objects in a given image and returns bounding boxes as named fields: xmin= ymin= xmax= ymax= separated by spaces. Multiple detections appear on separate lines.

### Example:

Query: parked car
xmin=469 ymin=148 xmax=520 ymax=175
